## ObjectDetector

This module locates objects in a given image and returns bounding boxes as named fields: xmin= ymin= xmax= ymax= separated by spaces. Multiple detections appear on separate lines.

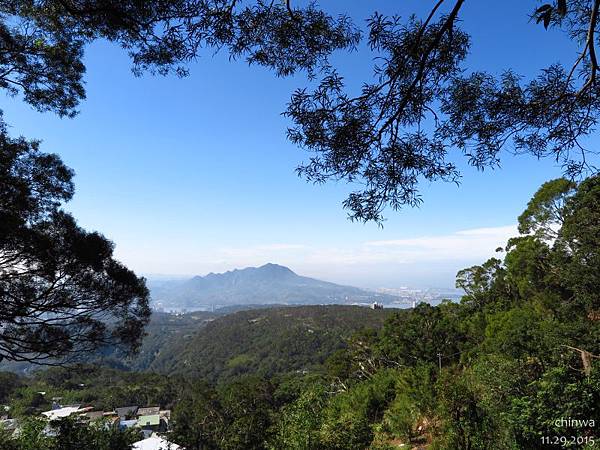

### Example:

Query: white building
xmin=41 ymin=406 xmax=91 ymax=420
xmin=132 ymin=435 xmax=182 ymax=450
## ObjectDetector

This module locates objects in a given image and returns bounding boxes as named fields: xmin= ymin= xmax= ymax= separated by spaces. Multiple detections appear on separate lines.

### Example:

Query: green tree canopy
xmin=517 ymin=178 xmax=576 ymax=239
xmin=555 ymin=174 xmax=600 ymax=313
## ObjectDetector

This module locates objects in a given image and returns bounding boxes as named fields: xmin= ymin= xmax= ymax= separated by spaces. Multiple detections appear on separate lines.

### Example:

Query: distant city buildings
xmin=372 ymin=286 xmax=463 ymax=307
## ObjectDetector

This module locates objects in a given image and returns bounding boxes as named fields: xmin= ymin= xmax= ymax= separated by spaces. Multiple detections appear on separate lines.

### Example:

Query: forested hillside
xmin=0 ymin=306 xmax=392 ymax=378
xmin=261 ymin=177 xmax=600 ymax=449
xmin=0 ymin=312 xmax=218 ymax=374
xmin=149 ymin=305 xmax=395 ymax=383
xmin=100 ymin=312 xmax=219 ymax=371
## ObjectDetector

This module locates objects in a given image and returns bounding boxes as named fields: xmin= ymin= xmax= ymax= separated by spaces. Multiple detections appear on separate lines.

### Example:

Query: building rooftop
xmin=138 ymin=414 xmax=160 ymax=427
xmin=42 ymin=406 xmax=91 ymax=420
xmin=119 ymin=419 xmax=138 ymax=429
xmin=132 ymin=435 xmax=181 ymax=450
xmin=115 ymin=405 xmax=139 ymax=418
xmin=82 ymin=411 xmax=105 ymax=420
xmin=137 ymin=406 xmax=160 ymax=416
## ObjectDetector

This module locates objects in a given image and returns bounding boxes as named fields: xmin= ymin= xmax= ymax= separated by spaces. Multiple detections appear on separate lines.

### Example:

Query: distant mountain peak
xmin=194 ymin=264 xmax=296 ymax=280
xmin=152 ymin=263 xmax=396 ymax=309
xmin=257 ymin=263 xmax=295 ymax=274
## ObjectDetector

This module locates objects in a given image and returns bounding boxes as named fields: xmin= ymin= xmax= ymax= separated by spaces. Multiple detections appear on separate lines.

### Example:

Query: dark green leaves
xmin=0 ymin=130 xmax=150 ymax=364
xmin=557 ymin=0 xmax=568 ymax=17
xmin=3 ymin=1 xmax=599 ymax=224
xmin=535 ymin=4 xmax=553 ymax=29
xmin=1 ymin=0 xmax=360 ymax=120
xmin=534 ymin=1 xmax=568 ymax=29
xmin=517 ymin=178 xmax=576 ymax=239
xmin=0 ymin=21 xmax=85 ymax=118
xmin=554 ymin=175 xmax=600 ymax=313
xmin=286 ymin=13 xmax=469 ymax=222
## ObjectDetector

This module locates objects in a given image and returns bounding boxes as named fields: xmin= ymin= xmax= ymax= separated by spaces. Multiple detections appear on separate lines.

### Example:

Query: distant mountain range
xmin=150 ymin=263 xmax=399 ymax=310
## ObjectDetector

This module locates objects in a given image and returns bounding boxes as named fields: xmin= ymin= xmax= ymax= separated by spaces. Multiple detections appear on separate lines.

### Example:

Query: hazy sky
xmin=2 ymin=1 xmax=594 ymax=288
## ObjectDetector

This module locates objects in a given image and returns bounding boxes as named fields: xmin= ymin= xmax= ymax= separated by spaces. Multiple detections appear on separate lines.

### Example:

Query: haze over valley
xmin=148 ymin=263 xmax=462 ymax=312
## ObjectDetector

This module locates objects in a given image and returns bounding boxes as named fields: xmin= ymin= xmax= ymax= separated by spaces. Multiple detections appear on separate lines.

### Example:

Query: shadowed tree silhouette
xmin=0 ymin=125 xmax=150 ymax=364
xmin=2 ymin=1 xmax=600 ymax=223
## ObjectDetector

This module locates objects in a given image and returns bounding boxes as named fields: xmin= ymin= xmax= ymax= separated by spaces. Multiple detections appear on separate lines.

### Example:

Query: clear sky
xmin=2 ymin=1 xmax=594 ymax=288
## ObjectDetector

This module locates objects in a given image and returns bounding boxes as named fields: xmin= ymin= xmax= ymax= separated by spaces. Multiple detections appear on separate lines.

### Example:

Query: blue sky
xmin=2 ymin=1 xmax=594 ymax=288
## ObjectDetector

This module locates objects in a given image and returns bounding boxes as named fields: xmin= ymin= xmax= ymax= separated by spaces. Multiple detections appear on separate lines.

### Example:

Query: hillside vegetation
xmin=102 ymin=311 xmax=219 ymax=371
xmin=149 ymin=305 xmax=396 ymax=383
xmin=262 ymin=178 xmax=600 ymax=449
xmin=0 ymin=312 xmax=218 ymax=374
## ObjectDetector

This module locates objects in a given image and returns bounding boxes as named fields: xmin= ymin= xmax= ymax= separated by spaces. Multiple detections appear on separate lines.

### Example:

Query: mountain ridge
xmin=151 ymin=263 xmax=397 ymax=310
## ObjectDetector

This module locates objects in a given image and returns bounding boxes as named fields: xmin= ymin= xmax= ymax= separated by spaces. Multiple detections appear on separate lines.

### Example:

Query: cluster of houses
xmin=43 ymin=402 xmax=171 ymax=436
xmin=1 ymin=401 xmax=182 ymax=449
